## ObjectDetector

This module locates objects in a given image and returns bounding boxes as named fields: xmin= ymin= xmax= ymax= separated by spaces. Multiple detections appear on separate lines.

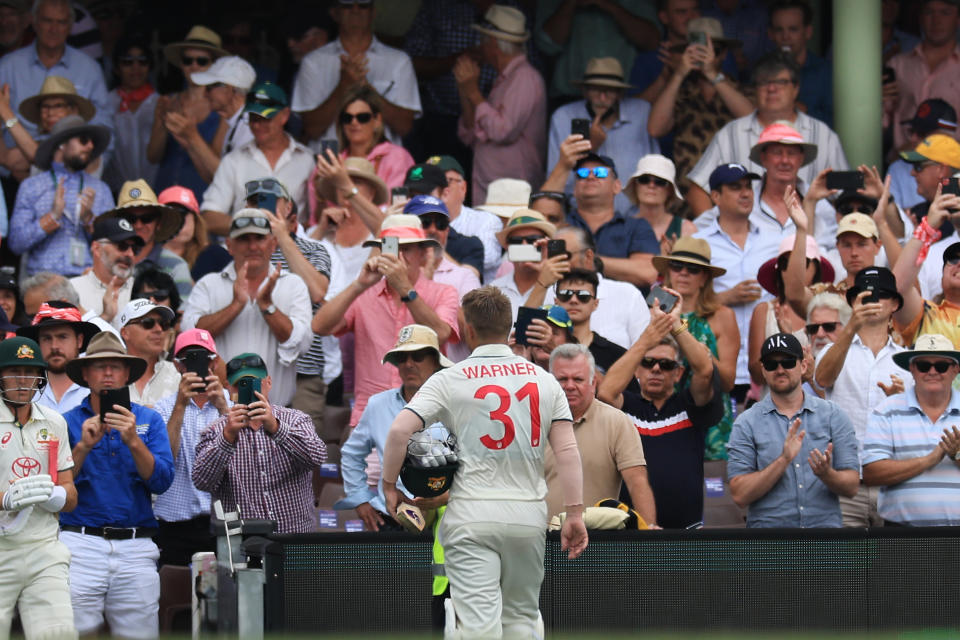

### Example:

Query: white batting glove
xmin=39 ymin=486 xmax=67 ymax=513
xmin=2 ymin=474 xmax=54 ymax=511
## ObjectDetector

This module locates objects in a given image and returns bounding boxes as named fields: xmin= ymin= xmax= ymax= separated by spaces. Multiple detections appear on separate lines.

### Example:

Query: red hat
xmin=174 ymin=328 xmax=217 ymax=355
xmin=757 ymin=235 xmax=835 ymax=296
xmin=158 ymin=186 xmax=199 ymax=215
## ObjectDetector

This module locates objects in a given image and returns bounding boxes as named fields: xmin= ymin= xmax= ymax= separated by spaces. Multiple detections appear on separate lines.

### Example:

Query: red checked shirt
xmin=192 ymin=406 xmax=327 ymax=533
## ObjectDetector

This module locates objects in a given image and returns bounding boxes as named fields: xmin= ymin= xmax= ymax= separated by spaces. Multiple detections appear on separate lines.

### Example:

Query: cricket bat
xmin=396 ymin=503 xmax=425 ymax=533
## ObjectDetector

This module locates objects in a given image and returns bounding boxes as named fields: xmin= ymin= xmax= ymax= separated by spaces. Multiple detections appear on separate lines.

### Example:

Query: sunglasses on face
xmin=122 ymin=211 xmax=159 ymax=225
xmin=129 ymin=316 xmax=171 ymax=331
xmin=394 ymin=349 xmax=431 ymax=363
xmin=761 ymin=357 xmax=798 ymax=371
xmin=912 ymin=359 xmax=954 ymax=373
xmin=838 ymin=204 xmax=874 ymax=215
xmin=575 ymin=167 xmax=610 ymax=180
xmin=226 ymin=354 xmax=266 ymax=376
xmin=555 ymin=289 xmax=594 ymax=303
xmin=119 ymin=55 xmax=149 ymax=66
xmin=637 ymin=175 xmax=668 ymax=187
xmin=41 ymin=101 xmax=70 ymax=111
xmin=206 ymin=82 xmax=226 ymax=91
xmin=182 ymin=56 xmax=211 ymax=67
xmin=113 ymin=239 xmax=144 ymax=253
xmin=805 ymin=322 xmax=840 ymax=335
xmin=340 ymin=111 xmax=373 ymax=125
xmin=506 ymin=234 xmax=544 ymax=245
xmin=668 ymin=260 xmax=704 ymax=275
xmin=639 ymin=357 xmax=680 ymax=371
xmin=418 ymin=213 xmax=449 ymax=230
xmin=231 ymin=216 xmax=270 ymax=231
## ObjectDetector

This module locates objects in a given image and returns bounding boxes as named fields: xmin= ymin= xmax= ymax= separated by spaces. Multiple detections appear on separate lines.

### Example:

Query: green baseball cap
xmin=426 ymin=154 xmax=466 ymax=178
xmin=226 ymin=353 xmax=268 ymax=384
xmin=245 ymin=82 xmax=289 ymax=119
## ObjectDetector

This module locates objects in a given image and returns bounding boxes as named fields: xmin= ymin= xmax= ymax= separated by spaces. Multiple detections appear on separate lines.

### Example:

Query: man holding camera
xmin=61 ymin=331 xmax=174 ymax=638
xmin=192 ymin=353 xmax=327 ymax=534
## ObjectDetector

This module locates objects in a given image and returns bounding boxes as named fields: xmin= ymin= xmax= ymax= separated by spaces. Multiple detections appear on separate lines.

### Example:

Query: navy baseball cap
xmin=403 ymin=195 xmax=449 ymax=217
xmin=760 ymin=333 xmax=803 ymax=360
xmin=709 ymin=163 xmax=761 ymax=191
xmin=574 ymin=153 xmax=617 ymax=176
xmin=901 ymin=98 xmax=958 ymax=137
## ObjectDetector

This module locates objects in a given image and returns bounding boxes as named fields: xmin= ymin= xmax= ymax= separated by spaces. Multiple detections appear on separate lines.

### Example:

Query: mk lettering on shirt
xmin=463 ymin=362 xmax=539 ymax=379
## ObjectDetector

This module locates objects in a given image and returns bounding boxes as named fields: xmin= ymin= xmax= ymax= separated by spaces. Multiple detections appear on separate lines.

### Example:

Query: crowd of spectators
xmin=0 ymin=0 xmax=958 ymax=635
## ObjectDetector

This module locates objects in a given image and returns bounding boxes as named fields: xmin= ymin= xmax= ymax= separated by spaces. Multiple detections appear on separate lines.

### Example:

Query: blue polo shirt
xmin=567 ymin=209 xmax=659 ymax=260
xmin=61 ymin=396 xmax=175 ymax=528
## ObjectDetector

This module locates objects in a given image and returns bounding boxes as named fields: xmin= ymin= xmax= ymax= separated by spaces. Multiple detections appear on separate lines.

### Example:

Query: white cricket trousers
xmin=60 ymin=531 xmax=160 ymax=639
xmin=441 ymin=519 xmax=546 ymax=639
xmin=0 ymin=538 xmax=75 ymax=639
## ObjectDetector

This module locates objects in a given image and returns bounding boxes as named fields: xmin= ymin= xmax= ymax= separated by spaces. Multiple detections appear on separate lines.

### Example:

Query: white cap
xmin=116 ymin=298 xmax=175 ymax=329
xmin=191 ymin=56 xmax=256 ymax=91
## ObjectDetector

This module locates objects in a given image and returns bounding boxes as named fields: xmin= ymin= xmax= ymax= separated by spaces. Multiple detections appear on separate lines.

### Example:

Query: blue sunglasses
xmin=575 ymin=167 xmax=610 ymax=180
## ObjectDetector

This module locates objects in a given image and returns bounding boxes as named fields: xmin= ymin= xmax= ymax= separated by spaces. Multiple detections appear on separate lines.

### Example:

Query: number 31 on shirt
xmin=474 ymin=383 xmax=541 ymax=450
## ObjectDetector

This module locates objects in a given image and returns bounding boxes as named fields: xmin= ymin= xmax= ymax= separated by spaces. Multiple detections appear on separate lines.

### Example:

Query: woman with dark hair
xmin=654 ymin=238 xmax=738 ymax=460
xmin=133 ymin=267 xmax=181 ymax=355
xmin=105 ymin=33 xmax=159 ymax=190
xmin=0 ymin=267 xmax=28 ymax=327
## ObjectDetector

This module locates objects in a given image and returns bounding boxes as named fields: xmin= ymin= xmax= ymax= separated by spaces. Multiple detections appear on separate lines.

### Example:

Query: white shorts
xmin=0 ymin=538 xmax=75 ymax=639
xmin=60 ymin=531 xmax=160 ymax=639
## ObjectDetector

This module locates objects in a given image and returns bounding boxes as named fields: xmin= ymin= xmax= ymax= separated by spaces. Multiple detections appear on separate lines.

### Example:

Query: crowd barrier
xmin=260 ymin=527 xmax=960 ymax=634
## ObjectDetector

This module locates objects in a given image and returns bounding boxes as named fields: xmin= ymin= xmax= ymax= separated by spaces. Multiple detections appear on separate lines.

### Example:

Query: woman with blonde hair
xmin=626 ymin=154 xmax=696 ymax=255
xmin=654 ymin=237 xmax=739 ymax=459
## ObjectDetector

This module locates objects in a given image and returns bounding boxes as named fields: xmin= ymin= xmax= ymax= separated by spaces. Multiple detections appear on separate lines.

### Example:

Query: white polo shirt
xmin=591 ymin=274 xmax=650 ymax=349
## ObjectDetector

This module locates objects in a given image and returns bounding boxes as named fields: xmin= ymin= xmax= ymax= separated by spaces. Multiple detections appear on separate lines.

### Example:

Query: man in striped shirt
xmin=863 ymin=333 xmax=960 ymax=526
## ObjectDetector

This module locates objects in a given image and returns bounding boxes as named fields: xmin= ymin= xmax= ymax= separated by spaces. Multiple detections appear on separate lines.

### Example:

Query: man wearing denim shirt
xmin=727 ymin=332 xmax=858 ymax=527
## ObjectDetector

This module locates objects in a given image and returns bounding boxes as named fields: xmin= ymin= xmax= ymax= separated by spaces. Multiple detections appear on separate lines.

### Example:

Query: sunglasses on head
xmin=506 ymin=234 xmax=543 ymax=246
xmin=245 ymin=178 xmax=287 ymax=199
xmin=174 ymin=349 xmax=215 ymax=365
xmin=805 ymin=322 xmax=840 ymax=335
xmin=129 ymin=316 xmax=171 ymax=331
xmin=667 ymin=260 xmax=704 ymax=275
xmin=231 ymin=216 xmax=270 ymax=231
xmin=555 ymin=289 xmax=594 ymax=303
xmin=122 ymin=211 xmax=159 ymax=225
xmin=340 ymin=111 xmax=374 ymax=125
xmin=418 ymin=213 xmax=449 ymax=230
xmin=181 ymin=55 xmax=211 ymax=67
xmin=119 ymin=55 xmax=149 ymax=66
xmin=639 ymin=357 xmax=680 ymax=371
xmin=912 ymin=359 xmax=954 ymax=373
xmin=394 ymin=349 xmax=432 ymax=363
xmin=637 ymin=175 xmax=668 ymax=187
xmin=227 ymin=354 xmax=266 ymax=376
xmin=761 ymin=357 xmax=798 ymax=371
xmin=575 ymin=167 xmax=610 ymax=180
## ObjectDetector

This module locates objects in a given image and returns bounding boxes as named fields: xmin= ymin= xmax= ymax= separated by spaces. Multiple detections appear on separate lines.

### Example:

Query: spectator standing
xmin=159 ymin=186 xmax=231 ymax=282
xmin=61 ymin=331 xmax=175 ymax=638
xmin=116 ymin=299 xmax=179 ymax=406
xmin=455 ymin=5 xmax=546 ymax=204
xmin=727 ymin=333 xmax=859 ymax=527
xmin=192 ymin=352 xmax=327 ymax=533
xmin=489 ymin=209 xmax=557 ymax=318
xmin=0 ymin=0 xmax=32 ymax=58
xmin=8 ymin=115 xmax=112 ymax=276
xmin=767 ymin=0 xmax=832 ymax=125
xmin=624 ymin=154 xmax=696 ymax=253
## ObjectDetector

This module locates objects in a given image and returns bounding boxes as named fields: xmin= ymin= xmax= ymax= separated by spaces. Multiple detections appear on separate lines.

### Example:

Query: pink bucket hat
xmin=749 ymin=122 xmax=818 ymax=167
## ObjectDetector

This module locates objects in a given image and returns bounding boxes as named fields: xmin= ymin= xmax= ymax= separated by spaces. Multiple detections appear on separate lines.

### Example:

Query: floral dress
xmin=680 ymin=312 xmax=733 ymax=460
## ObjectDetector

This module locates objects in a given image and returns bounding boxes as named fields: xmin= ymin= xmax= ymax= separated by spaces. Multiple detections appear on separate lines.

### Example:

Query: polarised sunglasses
xmin=575 ymin=167 xmax=610 ymax=180
xmin=913 ymin=360 xmax=953 ymax=373
xmin=639 ymin=357 xmax=680 ymax=371
xmin=555 ymin=289 xmax=594 ymax=304
xmin=340 ymin=111 xmax=374 ymax=125
xmin=129 ymin=316 xmax=171 ymax=331
xmin=232 ymin=216 xmax=270 ymax=230
xmin=806 ymin=322 xmax=840 ymax=335
xmin=761 ymin=357 xmax=798 ymax=371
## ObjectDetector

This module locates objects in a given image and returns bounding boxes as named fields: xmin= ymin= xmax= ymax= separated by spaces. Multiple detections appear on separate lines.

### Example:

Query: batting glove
xmin=39 ymin=486 xmax=67 ymax=513
xmin=2 ymin=474 xmax=54 ymax=511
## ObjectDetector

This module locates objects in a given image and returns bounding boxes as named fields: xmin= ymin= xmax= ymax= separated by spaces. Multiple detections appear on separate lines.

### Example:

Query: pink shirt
xmin=338 ymin=275 xmax=460 ymax=426
xmin=458 ymin=55 xmax=546 ymax=204
xmin=888 ymin=44 xmax=960 ymax=152
xmin=307 ymin=141 xmax=414 ymax=224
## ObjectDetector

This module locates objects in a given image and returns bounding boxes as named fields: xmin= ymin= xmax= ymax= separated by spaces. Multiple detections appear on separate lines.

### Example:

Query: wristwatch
xmin=710 ymin=72 xmax=726 ymax=86
xmin=400 ymin=290 xmax=418 ymax=303
xmin=261 ymin=303 xmax=277 ymax=315
xmin=343 ymin=186 xmax=359 ymax=199
xmin=3 ymin=117 xmax=17 ymax=130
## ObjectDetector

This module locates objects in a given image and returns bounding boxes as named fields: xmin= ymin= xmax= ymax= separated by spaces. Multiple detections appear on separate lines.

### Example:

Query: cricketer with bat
xmin=0 ymin=337 xmax=78 ymax=639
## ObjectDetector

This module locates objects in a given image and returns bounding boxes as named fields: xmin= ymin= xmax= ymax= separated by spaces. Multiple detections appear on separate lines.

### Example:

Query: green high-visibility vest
xmin=431 ymin=505 xmax=448 ymax=596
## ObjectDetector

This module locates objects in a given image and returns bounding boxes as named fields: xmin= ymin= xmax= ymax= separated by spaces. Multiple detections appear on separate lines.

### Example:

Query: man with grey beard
xmin=69 ymin=217 xmax=142 ymax=324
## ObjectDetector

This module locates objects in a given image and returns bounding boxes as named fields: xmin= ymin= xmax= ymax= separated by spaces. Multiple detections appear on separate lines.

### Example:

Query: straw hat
xmin=749 ymin=122 xmax=818 ymax=167
xmin=19 ymin=76 xmax=95 ymax=125
xmin=472 ymin=5 xmax=529 ymax=43
xmin=476 ymin=178 xmax=532 ymax=219
xmin=893 ymin=333 xmax=960 ymax=370
xmin=34 ymin=114 xmax=110 ymax=171
xmin=382 ymin=324 xmax=454 ymax=368
xmin=575 ymin=57 xmax=633 ymax=90
xmin=496 ymin=209 xmax=556 ymax=247
xmin=97 ymin=180 xmax=185 ymax=244
xmin=163 ymin=25 xmax=228 ymax=67
xmin=652 ymin=237 xmax=726 ymax=278
xmin=65 ymin=331 xmax=147 ymax=387
xmin=317 ymin=157 xmax=389 ymax=206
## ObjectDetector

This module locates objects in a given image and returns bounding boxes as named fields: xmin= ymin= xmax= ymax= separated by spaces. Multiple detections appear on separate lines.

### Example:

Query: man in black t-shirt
xmin=598 ymin=295 xmax=724 ymax=528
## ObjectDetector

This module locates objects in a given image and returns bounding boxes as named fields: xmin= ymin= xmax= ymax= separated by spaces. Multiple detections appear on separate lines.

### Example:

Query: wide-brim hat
xmin=97 ymin=179 xmax=184 ymax=244
xmin=163 ymin=25 xmax=228 ymax=67
xmin=19 ymin=75 xmax=95 ymax=125
xmin=893 ymin=333 xmax=960 ymax=370
xmin=749 ymin=122 xmax=817 ymax=167
xmin=757 ymin=234 xmax=835 ymax=296
xmin=476 ymin=178 xmax=532 ymax=219
xmin=362 ymin=214 xmax=441 ymax=249
xmin=65 ymin=331 xmax=147 ymax=387
xmin=318 ymin=157 xmax=388 ymax=206
xmin=382 ymin=324 xmax=454 ymax=368
xmin=652 ymin=236 xmax=726 ymax=277
xmin=496 ymin=209 xmax=556 ymax=247
xmin=16 ymin=303 xmax=99 ymax=350
xmin=472 ymin=5 xmax=529 ymax=43
xmin=34 ymin=114 xmax=110 ymax=171
xmin=574 ymin=57 xmax=633 ymax=90
xmin=625 ymin=154 xmax=683 ymax=204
